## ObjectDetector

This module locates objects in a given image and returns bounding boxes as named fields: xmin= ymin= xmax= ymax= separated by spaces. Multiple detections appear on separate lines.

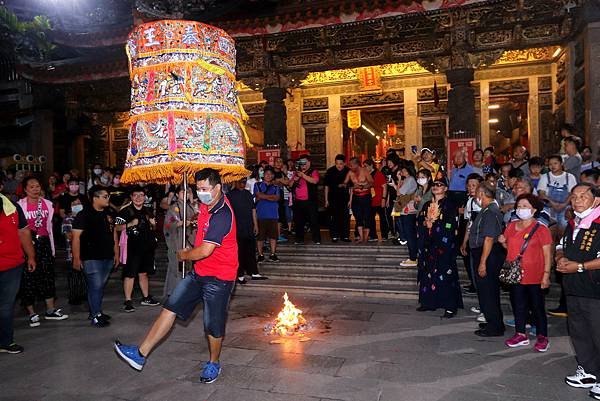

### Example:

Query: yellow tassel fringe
xmin=121 ymin=163 xmax=250 ymax=185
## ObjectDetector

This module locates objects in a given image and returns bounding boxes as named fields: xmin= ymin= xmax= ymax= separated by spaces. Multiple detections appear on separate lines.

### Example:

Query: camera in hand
xmin=295 ymin=159 xmax=308 ymax=170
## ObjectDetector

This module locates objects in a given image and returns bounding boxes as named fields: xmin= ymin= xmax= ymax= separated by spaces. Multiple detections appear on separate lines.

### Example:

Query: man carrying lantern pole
xmin=115 ymin=168 xmax=238 ymax=383
xmin=113 ymin=20 xmax=249 ymax=383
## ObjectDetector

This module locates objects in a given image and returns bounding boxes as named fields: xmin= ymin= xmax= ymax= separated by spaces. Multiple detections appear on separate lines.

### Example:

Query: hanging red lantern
xmin=387 ymin=123 xmax=397 ymax=137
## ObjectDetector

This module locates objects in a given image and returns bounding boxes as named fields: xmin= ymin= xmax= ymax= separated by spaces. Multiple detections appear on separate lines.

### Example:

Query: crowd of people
xmin=1 ymin=124 xmax=600 ymax=396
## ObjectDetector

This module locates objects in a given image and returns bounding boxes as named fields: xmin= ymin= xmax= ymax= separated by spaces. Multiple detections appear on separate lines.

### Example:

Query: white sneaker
xmin=29 ymin=314 xmax=40 ymax=327
xmin=398 ymin=240 xmax=408 ymax=246
xmin=590 ymin=383 xmax=600 ymax=400
xmin=470 ymin=306 xmax=481 ymax=314
xmin=400 ymin=259 xmax=417 ymax=267
xmin=565 ymin=365 xmax=597 ymax=388
xmin=476 ymin=313 xmax=487 ymax=323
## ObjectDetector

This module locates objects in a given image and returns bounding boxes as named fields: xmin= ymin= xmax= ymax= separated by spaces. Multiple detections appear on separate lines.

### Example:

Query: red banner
xmin=447 ymin=138 xmax=476 ymax=174
xmin=257 ymin=148 xmax=281 ymax=166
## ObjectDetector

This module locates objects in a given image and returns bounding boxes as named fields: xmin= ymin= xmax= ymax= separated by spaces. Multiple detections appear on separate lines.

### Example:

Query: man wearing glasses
xmin=71 ymin=186 xmax=120 ymax=327
xmin=115 ymin=168 xmax=238 ymax=384
xmin=115 ymin=186 xmax=160 ymax=312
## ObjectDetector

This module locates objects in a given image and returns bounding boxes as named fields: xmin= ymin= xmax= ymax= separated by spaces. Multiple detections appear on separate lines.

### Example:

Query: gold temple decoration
xmin=357 ymin=66 xmax=382 ymax=92
xmin=301 ymin=62 xmax=428 ymax=85
xmin=347 ymin=109 xmax=361 ymax=129
xmin=493 ymin=46 xmax=559 ymax=65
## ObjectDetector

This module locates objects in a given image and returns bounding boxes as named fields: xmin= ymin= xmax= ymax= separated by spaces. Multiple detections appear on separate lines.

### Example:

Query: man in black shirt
xmin=556 ymin=183 xmax=600 ymax=397
xmin=116 ymin=186 xmax=160 ymax=312
xmin=72 ymin=186 xmax=119 ymax=327
xmin=227 ymin=178 xmax=267 ymax=283
xmin=324 ymin=154 xmax=350 ymax=242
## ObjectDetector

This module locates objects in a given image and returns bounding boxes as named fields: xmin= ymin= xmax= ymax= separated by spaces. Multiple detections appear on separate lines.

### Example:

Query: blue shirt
xmin=449 ymin=163 xmax=474 ymax=192
xmin=254 ymin=182 xmax=279 ymax=220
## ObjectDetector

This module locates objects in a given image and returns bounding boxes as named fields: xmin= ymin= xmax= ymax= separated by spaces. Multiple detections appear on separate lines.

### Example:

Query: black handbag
xmin=499 ymin=223 xmax=540 ymax=285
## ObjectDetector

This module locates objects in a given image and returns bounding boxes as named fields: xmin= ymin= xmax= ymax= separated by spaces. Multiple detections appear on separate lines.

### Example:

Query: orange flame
xmin=271 ymin=292 xmax=306 ymax=336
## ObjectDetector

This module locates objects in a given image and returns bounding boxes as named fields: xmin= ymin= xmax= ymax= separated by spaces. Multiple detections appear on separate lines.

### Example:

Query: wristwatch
xmin=577 ymin=263 xmax=585 ymax=273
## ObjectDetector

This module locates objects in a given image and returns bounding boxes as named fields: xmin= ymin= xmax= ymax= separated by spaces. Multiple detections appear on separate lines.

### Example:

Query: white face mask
xmin=574 ymin=207 xmax=595 ymax=219
xmin=516 ymin=208 xmax=533 ymax=220
xmin=93 ymin=168 xmax=102 ymax=175
xmin=417 ymin=178 xmax=428 ymax=186
xmin=71 ymin=204 xmax=83 ymax=215
xmin=197 ymin=190 xmax=213 ymax=205
xmin=100 ymin=176 xmax=110 ymax=185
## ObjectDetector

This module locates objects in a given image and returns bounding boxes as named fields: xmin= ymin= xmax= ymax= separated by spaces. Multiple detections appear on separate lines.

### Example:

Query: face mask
xmin=516 ymin=208 xmax=533 ymax=220
xmin=574 ymin=207 xmax=595 ymax=219
xmin=259 ymin=170 xmax=264 ymax=180
xmin=71 ymin=204 xmax=83 ymax=215
xmin=69 ymin=184 xmax=79 ymax=192
xmin=113 ymin=179 xmax=120 ymax=185
xmin=93 ymin=169 xmax=102 ymax=175
xmin=197 ymin=190 xmax=213 ymax=205
xmin=417 ymin=178 xmax=428 ymax=186
xmin=100 ymin=176 xmax=110 ymax=185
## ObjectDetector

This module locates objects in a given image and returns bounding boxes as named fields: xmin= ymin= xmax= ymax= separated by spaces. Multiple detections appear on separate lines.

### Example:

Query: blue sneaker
xmin=114 ymin=340 xmax=145 ymax=371
xmin=505 ymin=319 xmax=516 ymax=327
xmin=277 ymin=236 xmax=288 ymax=243
xmin=200 ymin=361 xmax=221 ymax=383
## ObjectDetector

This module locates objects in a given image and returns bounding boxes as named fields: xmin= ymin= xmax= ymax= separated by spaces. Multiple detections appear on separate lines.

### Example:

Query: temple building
xmin=0 ymin=0 xmax=597 ymax=174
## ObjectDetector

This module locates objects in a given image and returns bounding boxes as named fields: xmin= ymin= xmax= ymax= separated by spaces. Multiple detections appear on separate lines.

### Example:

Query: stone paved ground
xmin=0 ymin=275 xmax=587 ymax=401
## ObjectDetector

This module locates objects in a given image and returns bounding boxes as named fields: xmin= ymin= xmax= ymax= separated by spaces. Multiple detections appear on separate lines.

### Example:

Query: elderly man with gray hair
xmin=469 ymin=182 xmax=506 ymax=337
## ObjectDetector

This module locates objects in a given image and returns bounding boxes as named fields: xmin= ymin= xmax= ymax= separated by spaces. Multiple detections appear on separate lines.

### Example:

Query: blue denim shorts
xmin=163 ymin=271 xmax=234 ymax=337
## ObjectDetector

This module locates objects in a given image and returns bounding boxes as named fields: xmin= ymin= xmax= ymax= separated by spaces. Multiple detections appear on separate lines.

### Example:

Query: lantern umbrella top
xmin=121 ymin=20 xmax=250 ymax=184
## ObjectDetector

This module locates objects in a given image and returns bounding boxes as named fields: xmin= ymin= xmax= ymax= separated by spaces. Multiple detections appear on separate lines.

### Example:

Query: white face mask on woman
xmin=417 ymin=178 xmax=428 ymax=186
xmin=516 ymin=208 xmax=534 ymax=220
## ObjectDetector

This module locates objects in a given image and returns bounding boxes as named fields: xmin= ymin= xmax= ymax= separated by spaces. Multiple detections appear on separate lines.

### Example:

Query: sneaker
xmin=277 ymin=236 xmax=288 ymax=243
xmin=314 ymin=241 xmax=321 ymax=245
xmin=548 ymin=307 xmax=568 ymax=318
xmin=124 ymin=300 xmax=136 ymax=313
xmin=269 ymin=254 xmax=280 ymax=262
xmin=400 ymin=259 xmax=417 ymax=267
xmin=470 ymin=306 xmax=481 ymax=314
xmin=29 ymin=314 xmax=41 ymax=327
xmin=237 ymin=276 xmax=247 ymax=285
xmin=200 ymin=361 xmax=221 ymax=383
xmin=505 ymin=319 xmax=516 ymax=327
xmin=505 ymin=333 xmax=530 ymax=348
xmin=590 ymin=383 xmax=600 ymax=400
xmin=45 ymin=309 xmax=69 ymax=320
xmin=476 ymin=313 xmax=487 ymax=323
xmin=88 ymin=313 xmax=112 ymax=321
xmin=257 ymin=255 xmax=265 ymax=263
xmin=368 ymin=238 xmax=378 ymax=242
xmin=141 ymin=296 xmax=160 ymax=306
xmin=341 ymin=238 xmax=351 ymax=242
xmin=534 ymin=335 xmax=549 ymax=352
xmin=114 ymin=340 xmax=145 ymax=371
xmin=91 ymin=315 xmax=110 ymax=328
xmin=331 ymin=237 xmax=339 ymax=243
xmin=0 ymin=343 xmax=24 ymax=354
xmin=251 ymin=274 xmax=269 ymax=280
xmin=565 ymin=365 xmax=597 ymax=388
xmin=398 ymin=240 xmax=408 ymax=246
xmin=529 ymin=325 xmax=537 ymax=336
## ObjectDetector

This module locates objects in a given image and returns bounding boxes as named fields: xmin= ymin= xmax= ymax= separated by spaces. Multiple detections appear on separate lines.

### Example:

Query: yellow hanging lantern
xmin=347 ymin=109 xmax=361 ymax=130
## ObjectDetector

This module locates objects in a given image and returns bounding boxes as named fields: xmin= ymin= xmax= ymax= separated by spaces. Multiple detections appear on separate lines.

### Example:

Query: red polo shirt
xmin=194 ymin=194 xmax=238 ymax=281
xmin=0 ymin=200 xmax=28 ymax=271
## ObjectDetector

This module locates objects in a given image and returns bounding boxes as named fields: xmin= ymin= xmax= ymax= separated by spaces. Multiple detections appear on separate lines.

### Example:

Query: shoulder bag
xmin=499 ymin=223 xmax=540 ymax=285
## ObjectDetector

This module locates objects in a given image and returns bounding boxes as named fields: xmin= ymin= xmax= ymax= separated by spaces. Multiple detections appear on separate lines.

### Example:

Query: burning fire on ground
xmin=268 ymin=292 xmax=308 ymax=336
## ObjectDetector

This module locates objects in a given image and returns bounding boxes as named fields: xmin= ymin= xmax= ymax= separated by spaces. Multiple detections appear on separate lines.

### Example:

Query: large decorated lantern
xmin=121 ymin=20 xmax=249 ymax=184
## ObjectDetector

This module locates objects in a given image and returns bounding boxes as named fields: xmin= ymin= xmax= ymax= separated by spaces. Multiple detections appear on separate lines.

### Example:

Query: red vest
xmin=0 ymin=211 xmax=24 ymax=271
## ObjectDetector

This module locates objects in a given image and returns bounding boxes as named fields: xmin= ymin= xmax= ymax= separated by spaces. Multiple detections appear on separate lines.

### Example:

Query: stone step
xmin=256 ymin=270 xmax=418 ymax=284
xmin=258 ymin=261 xmax=413 ymax=271
xmin=275 ymin=243 xmax=406 ymax=255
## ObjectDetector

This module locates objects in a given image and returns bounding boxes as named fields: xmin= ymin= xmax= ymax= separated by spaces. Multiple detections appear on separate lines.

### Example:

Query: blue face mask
xmin=71 ymin=204 xmax=83 ymax=215
xmin=197 ymin=190 xmax=213 ymax=205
